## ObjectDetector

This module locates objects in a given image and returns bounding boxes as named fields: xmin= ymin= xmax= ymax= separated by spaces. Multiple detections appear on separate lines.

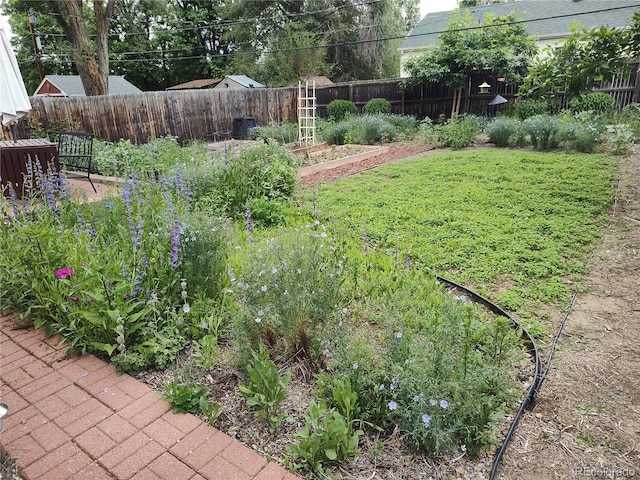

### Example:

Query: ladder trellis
xmin=298 ymin=81 xmax=316 ymax=146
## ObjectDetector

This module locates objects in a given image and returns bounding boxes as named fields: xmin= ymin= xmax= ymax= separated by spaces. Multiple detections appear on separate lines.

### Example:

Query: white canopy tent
xmin=0 ymin=26 xmax=31 ymax=141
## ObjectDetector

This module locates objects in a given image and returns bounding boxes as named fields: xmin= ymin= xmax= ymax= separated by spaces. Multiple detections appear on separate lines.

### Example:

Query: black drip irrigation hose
xmin=534 ymin=292 xmax=577 ymax=398
xmin=437 ymin=276 xmax=579 ymax=479
xmin=328 ymin=153 xmax=577 ymax=477
xmin=435 ymin=275 xmax=543 ymax=479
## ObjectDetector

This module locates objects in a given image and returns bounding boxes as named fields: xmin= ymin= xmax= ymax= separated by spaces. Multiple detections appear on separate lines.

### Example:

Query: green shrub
xmin=287 ymin=400 xmax=363 ymax=476
xmin=384 ymin=114 xmax=419 ymax=140
xmin=570 ymin=93 xmax=616 ymax=115
xmin=605 ymin=124 xmax=634 ymax=155
xmin=568 ymin=123 xmax=601 ymax=153
xmin=246 ymin=196 xmax=286 ymax=227
xmin=431 ymin=115 xmax=483 ymax=149
xmin=364 ymin=98 xmax=391 ymax=115
xmin=248 ymin=121 xmax=299 ymax=144
xmin=92 ymin=136 xmax=206 ymax=177
xmin=232 ymin=224 xmax=345 ymax=362
xmin=238 ymin=344 xmax=291 ymax=431
xmin=323 ymin=121 xmax=351 ymax=145
xmin=211 ymin=141 xmax=296 ymax=217
xmin=322 ymin=113 xmax=417 ymax=145
xmin=327 ymin=99 xmax=357 ymax=121
xmin=487 ymin=117 xmax=521 ymax=147
xmin=360 ymin=115 xmax=397 ymax=144
xmin=523 ymin=115 xmax=565 ymax=150
xmin=616 ymin=103 xmax=640 ymax=139
xmin=510 ymin=99 xmax=548 ymax=120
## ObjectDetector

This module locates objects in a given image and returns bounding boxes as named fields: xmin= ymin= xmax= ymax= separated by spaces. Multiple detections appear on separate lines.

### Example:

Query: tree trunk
xmin=55 ymin=0 xmax=115 ymax=96
xmin=94 ymin=0 xmax=116 ymax=93
xmin=451 ymin=87 xmax=462 ymax=117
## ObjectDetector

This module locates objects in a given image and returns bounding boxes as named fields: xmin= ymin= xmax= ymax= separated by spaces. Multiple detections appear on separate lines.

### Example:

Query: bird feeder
xmin=478 ymin=82 xmax=491 ymax=94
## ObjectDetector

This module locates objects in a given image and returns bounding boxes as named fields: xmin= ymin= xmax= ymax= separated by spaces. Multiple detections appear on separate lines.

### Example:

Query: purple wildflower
xmin=55 ymin=268 xmax=74 ymax=279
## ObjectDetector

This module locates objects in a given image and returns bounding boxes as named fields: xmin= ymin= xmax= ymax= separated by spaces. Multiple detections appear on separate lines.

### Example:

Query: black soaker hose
xmin=435 ymin=275 xmax=543 ymax=480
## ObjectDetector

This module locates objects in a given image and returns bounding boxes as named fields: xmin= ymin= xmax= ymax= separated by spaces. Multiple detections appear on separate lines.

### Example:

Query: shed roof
xmin=401 ymin=0 xmax=640 ymax=52
xmin=166 ymin=78 xmax=221 ymax=90
xmin=224 ymin=75 xmax=266 ymax=88
xmin=34 ymin=75 xmax=142 ymax=96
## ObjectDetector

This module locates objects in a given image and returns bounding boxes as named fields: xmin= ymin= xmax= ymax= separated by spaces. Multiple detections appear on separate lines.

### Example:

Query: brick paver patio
xmin=0 ymin=311 xmax=302 ymax=480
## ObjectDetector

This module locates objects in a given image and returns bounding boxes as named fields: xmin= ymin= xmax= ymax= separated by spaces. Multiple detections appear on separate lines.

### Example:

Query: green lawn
xmin=310 ymin=149 xmax=616 ymax=316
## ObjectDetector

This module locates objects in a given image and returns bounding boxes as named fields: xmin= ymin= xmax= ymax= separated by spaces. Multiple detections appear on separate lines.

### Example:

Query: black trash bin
xmin=232 ymin=117 xmax=257 ymax=140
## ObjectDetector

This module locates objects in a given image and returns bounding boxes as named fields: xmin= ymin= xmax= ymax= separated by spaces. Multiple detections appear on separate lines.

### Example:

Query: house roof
xmin=223 ymin=75 xmax=265 ymax=88
xmin=34 ymin=75 xmax=142 ymax=96
xmin=300 ymin=76 xmax=334 ymax=86
xmin=166 ymin=78 xmax=221 ymax=90
xmin=401 ymin=0 xmax=640 ymax=52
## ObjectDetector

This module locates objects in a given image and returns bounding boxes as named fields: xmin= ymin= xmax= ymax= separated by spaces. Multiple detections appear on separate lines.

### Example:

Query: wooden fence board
xmin=2 ymin=64 xmax=638 ymax=143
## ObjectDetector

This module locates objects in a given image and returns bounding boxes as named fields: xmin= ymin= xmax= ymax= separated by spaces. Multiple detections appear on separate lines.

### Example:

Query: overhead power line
xmin=30 ymin=3 xmax=640 ymax=64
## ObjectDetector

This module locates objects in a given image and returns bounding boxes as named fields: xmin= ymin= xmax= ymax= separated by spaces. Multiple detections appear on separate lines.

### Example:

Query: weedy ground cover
xmin=0 ymin=138 xmax=617 ymax=478
xmin=309 ymin=149 xmax=615 ymax=321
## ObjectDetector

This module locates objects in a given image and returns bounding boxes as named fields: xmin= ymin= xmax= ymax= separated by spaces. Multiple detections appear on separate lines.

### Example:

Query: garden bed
xmin=2 ymin=135 xmax=627 ymax=480
xmin=296 ymin=144 xmax=390 ymax=177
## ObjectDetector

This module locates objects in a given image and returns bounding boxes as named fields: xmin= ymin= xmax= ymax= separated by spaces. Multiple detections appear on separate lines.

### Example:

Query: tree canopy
xmin=403 ymin=9 xmax=535 ymax=115
xmin=519 ymin=12 xmax=640 ymax=103
xmin=3 ymin=0 xmax=420 ymax=94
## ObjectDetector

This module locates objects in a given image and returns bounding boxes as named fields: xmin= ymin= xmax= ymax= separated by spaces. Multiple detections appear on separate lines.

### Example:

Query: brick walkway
xmin=0 ymin=311 xmax=301 ymax=480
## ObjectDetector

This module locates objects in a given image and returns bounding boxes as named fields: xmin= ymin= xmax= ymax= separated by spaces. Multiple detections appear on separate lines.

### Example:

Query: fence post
xmin=633 ymin=63 xmax=640 ymax=104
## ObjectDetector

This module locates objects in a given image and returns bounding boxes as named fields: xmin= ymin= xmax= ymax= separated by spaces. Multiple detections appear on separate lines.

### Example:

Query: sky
xmin=420 ymin=0 xmax=459 ymax=18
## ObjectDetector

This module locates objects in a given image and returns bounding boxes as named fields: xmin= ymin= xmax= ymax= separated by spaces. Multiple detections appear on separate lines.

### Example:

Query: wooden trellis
xmin=298 ymin=80 xmax=316 ymax=146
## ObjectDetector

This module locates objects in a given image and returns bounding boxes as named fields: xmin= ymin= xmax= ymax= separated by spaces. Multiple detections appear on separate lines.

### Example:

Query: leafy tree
xmin=519 ymin=13 xmax=640 ymax=104
xmin=154 ymin=0 xmax=229 ymax=87
xmin=5 ymin=0 xmax=115 ymax=96
xmin=108 ymin=0 xmax=166 ymax=91
xmin=256 ymin=22 xmax=331 ymax=87
xmin=224 ymin=0 xmax=419 ymax=84
xmin=459 ymin=0 xmax=505 ymax=7
xmin=2 ymin=6 xmax=75 ymax=94
xmin=403 ymin=10 xmax=535 ymax=116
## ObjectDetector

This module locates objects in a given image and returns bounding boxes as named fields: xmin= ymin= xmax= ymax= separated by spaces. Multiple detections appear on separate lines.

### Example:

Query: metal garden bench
xmin=57 ymin=132 xmax=96 ymax=192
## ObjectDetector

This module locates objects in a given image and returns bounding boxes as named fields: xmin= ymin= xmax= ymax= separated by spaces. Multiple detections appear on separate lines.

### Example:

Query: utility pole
xmin=28 ymin=10 xmax=45 ymax=82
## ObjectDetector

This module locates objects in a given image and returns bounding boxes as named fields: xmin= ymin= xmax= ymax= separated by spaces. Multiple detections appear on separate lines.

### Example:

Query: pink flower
xmin=55 ymin=268 xmax=74 ymax=279
xmin=71 ymin=295 xmax=78 ymax=301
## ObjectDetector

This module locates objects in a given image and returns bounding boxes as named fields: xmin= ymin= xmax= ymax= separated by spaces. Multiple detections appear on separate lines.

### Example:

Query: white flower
xmin=352 ymin=363 xmax=358 ymax=370
xmin=440 ymin=399 xmax=449 ymax=409
xmin=182 ymin=304 xmax=191 ymax=313
xmin=255 ymin=318 xmax=261 ymax=323
xmin=395 ymin=331 xmax=402 ymax=339
xmin=388 ymin=401 xmax=398 ymax=411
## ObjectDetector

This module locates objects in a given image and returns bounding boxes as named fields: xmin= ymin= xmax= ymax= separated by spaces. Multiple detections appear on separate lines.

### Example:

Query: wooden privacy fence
xmin=2 ymin=64 xmax=639 ymax=143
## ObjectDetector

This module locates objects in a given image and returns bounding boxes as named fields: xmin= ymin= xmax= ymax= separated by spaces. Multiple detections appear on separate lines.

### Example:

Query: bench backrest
xmin=58 ymin=132 xmax=94 ymax=172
